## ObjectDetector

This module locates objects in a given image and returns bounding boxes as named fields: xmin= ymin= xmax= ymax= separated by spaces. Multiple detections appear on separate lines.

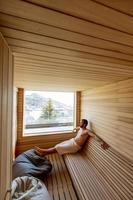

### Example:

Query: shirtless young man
xmin=35 ymin=119 xmax=109 ymax=156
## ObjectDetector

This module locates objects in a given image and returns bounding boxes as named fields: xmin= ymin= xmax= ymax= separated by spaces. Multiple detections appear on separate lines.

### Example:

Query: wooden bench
xmin=44 ymin=153 xmax=78 ymax=200
xmin=45 ymin=138 xmax=133 ymax=200
xmin=65 ymin=138 xmax=133 ymax=200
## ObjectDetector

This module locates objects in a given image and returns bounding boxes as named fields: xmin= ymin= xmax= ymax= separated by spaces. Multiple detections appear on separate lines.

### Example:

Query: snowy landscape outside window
xmin=24 ymin=91 xmax=75 ymax=135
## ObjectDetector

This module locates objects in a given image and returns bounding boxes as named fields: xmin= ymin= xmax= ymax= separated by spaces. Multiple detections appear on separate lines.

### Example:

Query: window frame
xmin=17 ymin=89 xmax=81 ymax=138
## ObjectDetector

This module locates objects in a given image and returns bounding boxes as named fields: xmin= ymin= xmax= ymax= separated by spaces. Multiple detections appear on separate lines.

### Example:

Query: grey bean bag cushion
xmin=12 ymin=176 xmax=51 ymax=200
xmin=13 ymin=149 xmax=52 ymax=180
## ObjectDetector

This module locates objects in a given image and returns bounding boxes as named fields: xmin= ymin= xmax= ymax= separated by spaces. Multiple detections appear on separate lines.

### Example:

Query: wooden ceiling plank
xmin=0 ymin=13 xmax=132 ymax=55
xmin=15 ymin=63 xmax=131 ymax=78
xmin=15 ymin=66 xmax=130 ymax=83
xmin=14 ymin=60 xmax=133 ymax=75
xmin=14 ymin=69 xmax=115 ymax=90
xmin=14 ymin=78 xmax=106 ymax=91
xmin=10 ymin=46 xmax=133 ymax=67
xmin=1 ymin=27 xmax=133 ymax=57
xmin=14 ymin=54 xmax=133 ymax=69
xmin=14 ymin=77 xmax=107 ymax=87
xmin=12 ymin=50 xmax=133 ymax=75
xmin=2 ymin=30 xmax=133 ymax=61
xmin=14 ymin=71 xmax=109 ymax=84
xmin=15 ymin=70 xmax=124 ymax=82
xmin=6 ymin=38 xmax=133 ymax=63
xmin=1 ymin=0 xmax=132 ymax=91
xmin=26 ymin=0 xmax=133 ymax=33
xmin=95 ymin=0 xmax=133 ymax=16
xmin=14 ymin=69 xmax=117 ymax=82
xmin=0 ymin=0 xmax=133 ymax=46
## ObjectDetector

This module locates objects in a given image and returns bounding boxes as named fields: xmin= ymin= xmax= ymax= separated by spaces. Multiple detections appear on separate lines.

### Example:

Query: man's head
xmin=80 ymin=119 xmax=88 ymax=128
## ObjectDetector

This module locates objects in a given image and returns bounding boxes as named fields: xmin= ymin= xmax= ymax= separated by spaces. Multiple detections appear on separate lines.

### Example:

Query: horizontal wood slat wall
xmin=81 ymin=78 xmax=133 ymax=161
xmin=16 ymin=89 xmax=79 ymax=155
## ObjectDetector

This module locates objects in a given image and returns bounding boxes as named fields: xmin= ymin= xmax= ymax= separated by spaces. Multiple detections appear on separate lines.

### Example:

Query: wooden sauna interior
xmin=0 ymin=0 xmax=133 ymax=199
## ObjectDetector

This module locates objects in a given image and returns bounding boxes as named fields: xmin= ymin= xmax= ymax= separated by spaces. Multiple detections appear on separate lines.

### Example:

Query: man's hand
xmin=101 ymin=141 xmax=110 ymax=150
xmin=88 ymin=129 xmax=110 ymax=150
xmin=73 ymin=127 xmax=80 ymax=133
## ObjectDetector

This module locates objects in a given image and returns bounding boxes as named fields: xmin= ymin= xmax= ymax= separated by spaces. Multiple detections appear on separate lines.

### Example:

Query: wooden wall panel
xmin=17 ymin=88 xmax=24 ymax=140
xmin=76 ymin=91 xmax=81 ymax=127
xmin=0 ymin=33 xmax=13 ymax=200
xmin=12 ymin=88 xmax=17 ymax=160
xmin=81 ymin=78 xmax=133 ymax=161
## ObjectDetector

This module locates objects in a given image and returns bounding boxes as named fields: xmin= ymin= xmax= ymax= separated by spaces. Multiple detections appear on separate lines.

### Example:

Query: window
xmin=24 ymin=91 xmax=75 ymax=135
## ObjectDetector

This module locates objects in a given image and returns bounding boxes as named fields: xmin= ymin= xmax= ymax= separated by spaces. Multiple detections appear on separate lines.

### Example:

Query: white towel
xmin=55 ymin=138 xmax=81 ymax=155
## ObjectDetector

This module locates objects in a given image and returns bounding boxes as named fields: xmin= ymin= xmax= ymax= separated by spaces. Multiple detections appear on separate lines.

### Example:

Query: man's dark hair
xmin=82 ymin=119 xmax=88 ymax=127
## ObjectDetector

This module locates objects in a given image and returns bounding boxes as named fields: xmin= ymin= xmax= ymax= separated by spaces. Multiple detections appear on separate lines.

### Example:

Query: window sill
xmin=23 ymin=130 xmax=74 ymax=137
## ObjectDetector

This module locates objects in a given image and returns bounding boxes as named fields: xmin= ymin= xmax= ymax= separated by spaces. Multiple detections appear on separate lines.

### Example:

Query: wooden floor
xmin=44 ymin=153 xmax=78 ymax=200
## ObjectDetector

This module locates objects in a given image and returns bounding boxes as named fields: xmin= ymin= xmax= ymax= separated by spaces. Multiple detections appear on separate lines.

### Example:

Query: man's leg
xmin=35 ymin=146 xmax=57 ymax=156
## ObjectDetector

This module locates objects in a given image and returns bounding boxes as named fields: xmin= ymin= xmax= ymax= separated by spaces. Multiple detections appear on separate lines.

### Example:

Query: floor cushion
xmin=12 ymin=176 xmax=51 ymax=200
xmin=13 ymin=149 xmax=52 ymax=180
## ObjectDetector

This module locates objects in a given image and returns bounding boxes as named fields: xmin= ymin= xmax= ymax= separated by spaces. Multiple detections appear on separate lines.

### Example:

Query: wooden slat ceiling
xmin=0 ymin=0 xmax=133 ymax=91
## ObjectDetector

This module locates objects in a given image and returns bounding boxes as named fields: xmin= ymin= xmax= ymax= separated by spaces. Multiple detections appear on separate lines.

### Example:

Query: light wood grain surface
xmin=65 ymin=138 xmax=133 ymax=200
xmin=0 ymin=0 xmax=133 ymax=91
xmin=81 ymin=78 xmax=133 ymax=161
xmin=0 ymin=33 xmax=13 ymax=200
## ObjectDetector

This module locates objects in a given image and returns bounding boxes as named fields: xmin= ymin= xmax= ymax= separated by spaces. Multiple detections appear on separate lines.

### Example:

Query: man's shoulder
xmin=82 ymin=129 xmax=89 ymax=134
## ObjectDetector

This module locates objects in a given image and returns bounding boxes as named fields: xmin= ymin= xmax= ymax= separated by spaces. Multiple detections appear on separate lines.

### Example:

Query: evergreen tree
xmin=41 ymin=98 xmax=55 ymax=120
